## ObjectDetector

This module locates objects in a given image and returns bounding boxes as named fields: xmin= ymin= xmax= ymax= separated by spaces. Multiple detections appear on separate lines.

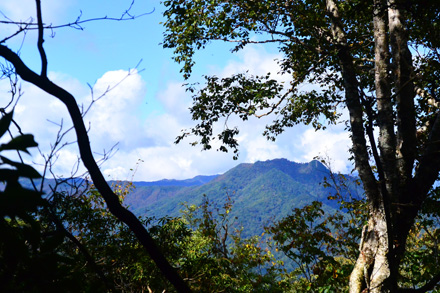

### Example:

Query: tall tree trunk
xmin=327 ymin=0 xmax=397 ymax=291
xmin=350 ymin=203 xmax=391 ymax=292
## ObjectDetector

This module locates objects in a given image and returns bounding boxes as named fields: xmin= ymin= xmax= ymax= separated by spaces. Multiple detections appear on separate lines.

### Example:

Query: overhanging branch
xmin=0 ymin=44 xmax=191 ymax=292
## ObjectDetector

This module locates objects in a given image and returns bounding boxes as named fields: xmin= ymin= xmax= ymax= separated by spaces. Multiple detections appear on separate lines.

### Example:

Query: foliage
xmin=398 ymin=186 xmax=440 ymax=290
xmin=267 ymin=169 xmax=440 ymax=292
xmin=179 ymin=195 xmax=283 ymax=292
xmin=1 ymin=122 xmax=439 ymax=292
xmin=53 ymin=181 xmax=192 ymax=292
xmin=49 ymin=184 xmax=286 ymax=292
xmin=0 ymin=112 xmax=75 ymax=292
xmin=162 ymin=0 xmax=351 ymax=151
xmin=266 ymin=169 xmax=367 ymax=292
xmin=162 ymin=0 xmax=440 ymax=290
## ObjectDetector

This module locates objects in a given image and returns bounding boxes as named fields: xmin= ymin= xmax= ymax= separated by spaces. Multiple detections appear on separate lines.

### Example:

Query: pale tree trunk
xmin=327 ymin=0 xmax=400 ymax=291
xmin=349 ymin=207 xmax=391 ymax=293
xmin=344 ymin=0 xmax=440 ymax=289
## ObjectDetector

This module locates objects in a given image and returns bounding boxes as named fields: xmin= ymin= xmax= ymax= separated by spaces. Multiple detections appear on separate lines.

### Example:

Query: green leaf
xmin=0 ymin=168 xmax=20 ymax=181
xmin=0 ymin=111 xmax=13 ymax=139
xmin=0 ymin=185 xmax=44 ymax=216
xmin=0 ymin=134 xmax=38 ymax=153
xmin=0 ymin=156 xmax=41 ymax=178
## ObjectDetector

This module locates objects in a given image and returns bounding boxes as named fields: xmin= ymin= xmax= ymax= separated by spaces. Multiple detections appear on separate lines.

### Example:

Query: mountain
xmin=125 ymin=159 xmax=362 ymax=238
xmin=18 ymin=159 xmax=361 ymax=238
xmin=132 ymin=175 xmax=219 ymax=187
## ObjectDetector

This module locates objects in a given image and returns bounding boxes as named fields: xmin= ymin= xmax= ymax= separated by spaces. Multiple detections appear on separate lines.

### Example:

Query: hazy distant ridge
xmin=131 ymin=175 xmax=219 ymax=188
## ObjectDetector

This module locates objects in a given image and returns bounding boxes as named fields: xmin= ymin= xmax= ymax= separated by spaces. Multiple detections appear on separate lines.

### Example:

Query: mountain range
xmin=125 ymin=159 xmax=362 ymax=237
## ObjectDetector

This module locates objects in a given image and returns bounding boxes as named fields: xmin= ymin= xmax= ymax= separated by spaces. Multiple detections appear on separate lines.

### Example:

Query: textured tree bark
xmin=327 ymin=0 xmax=395 ymax=291
xmin=349 ymin=202 xmax=392 ymax=292
xmin=388 ymin=0 xmax=416 ymax=183
xmin=343 ymin=0 xmax=440 ymax=289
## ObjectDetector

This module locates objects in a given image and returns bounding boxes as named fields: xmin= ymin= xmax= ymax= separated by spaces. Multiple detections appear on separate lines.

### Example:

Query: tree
xmin=267 ymin=162 xmax=440 ymax=292
xmin=162 ymin=0 xmax=440 ymax=291
xmin=0 ymin=1 xmax=190 ymax=291
xmin=179 ymin=195 xmax=283 ymax=292
xmin=52 ymin=181 xmax=194 ymax=292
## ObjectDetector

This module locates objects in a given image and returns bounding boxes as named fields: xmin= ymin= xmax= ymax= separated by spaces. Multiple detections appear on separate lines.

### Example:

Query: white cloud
xmin=84 ymin=69 xmax=147 ymax=148
xmin=294 ymin=125 xmax=352 ymax=173
xmin=95 ymin=143 xmax=235 ymax=181
xmin=113 ymin=44 xmax=353 ymax=180
xmin=1 ymin=41 xmax=353 ymax=182
xmin=0 ymin=69 xmax=148 ymax=178
xmin=242 ymin=135 xmax=284 ymax=163
xmin=144 ymin=113 xmax=183 ymax=146
xmin=3 ymin=68 xmax=236 ymax=181
xmin=156 ymin=81 xmax=192 ymax=118
xmin=103 ymin=166 xmax=127 ymax=181
xmin=220 ymin=46 xmax=291 ymax=84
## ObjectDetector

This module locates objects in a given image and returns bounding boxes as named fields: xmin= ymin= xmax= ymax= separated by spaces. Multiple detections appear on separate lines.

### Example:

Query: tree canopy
xmin=162 ymin=0 xmax=440 ymax=291
xmin=0 ymin=1 xmax=190 ymax=291
xmin=1 ymin=0 xmax=440 ymax=291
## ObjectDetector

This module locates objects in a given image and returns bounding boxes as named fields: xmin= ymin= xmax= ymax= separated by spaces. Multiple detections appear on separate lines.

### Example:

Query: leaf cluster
xmin=163 ymin=0 xmax=376 ymax=154
xmin=0 ymin=112 xmax=74 ymax=292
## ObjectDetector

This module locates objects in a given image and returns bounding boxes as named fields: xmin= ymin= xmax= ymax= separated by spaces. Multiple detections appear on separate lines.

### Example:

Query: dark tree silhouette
xmin=0 ymin=1 xmax=190 ymax=291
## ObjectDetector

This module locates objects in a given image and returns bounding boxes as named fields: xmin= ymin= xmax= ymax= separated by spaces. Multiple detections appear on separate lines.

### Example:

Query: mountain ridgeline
xmin=125 ymin=159 xmax=362 ymax=237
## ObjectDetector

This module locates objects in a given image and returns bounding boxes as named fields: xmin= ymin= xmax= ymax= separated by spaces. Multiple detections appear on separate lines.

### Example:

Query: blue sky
xmin=0 ymin=0 xmax=352 ymax=181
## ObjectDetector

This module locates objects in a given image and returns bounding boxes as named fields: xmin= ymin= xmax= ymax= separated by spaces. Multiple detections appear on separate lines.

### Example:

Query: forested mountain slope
xmin=125 ymin=159 xmax=362 ymax=237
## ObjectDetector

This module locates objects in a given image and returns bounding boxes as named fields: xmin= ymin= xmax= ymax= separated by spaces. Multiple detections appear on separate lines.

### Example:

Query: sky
xmin=0 ymin=0 xmax=352 ymax=181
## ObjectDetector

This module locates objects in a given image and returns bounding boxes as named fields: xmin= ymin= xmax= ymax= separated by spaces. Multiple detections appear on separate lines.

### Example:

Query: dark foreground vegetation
xmin=2 ymin=0 xmax=440 ymax=291
xmin=1 ymin=116 xmax=439 ymax=291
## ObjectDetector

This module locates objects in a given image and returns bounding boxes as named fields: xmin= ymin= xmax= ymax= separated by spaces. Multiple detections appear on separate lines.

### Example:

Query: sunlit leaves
xmin=163 ymin=0 xmax=362 ymax=156
xmin=179 ymin=195 xmax=283 ymax=291
xmin=265 ymin=166 xmax=367 ymax=292
xmin=177 ymin=73 xmax=283 ymax=156
xmin=398 ymin=186 xmax=440 ymax=289
xmin=176 ymin=71 xmax=342 ymax=156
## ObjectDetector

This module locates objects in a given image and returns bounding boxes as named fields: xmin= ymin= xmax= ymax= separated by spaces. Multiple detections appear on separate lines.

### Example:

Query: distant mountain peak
xmin=124 ymin=158 xmax=360 ymax=239
xmin=130 ymin=159 xmax=330 ymax=188
xmin=251 ymin=158 xmax=329 ymax=175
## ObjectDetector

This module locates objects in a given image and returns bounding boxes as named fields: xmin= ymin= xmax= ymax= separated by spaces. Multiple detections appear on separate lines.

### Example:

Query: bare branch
xmin=35 ymin=0 xmax=48 ymax=77
xmin=47 ymin=8 xmax=154 ymax=31
xmin=0 ymin=44 xmax=191 ymax=292
xmin=214 ymin=37 xmax=289 ymax=45
xmin=0 ymin=5 xmax=154 ymax=43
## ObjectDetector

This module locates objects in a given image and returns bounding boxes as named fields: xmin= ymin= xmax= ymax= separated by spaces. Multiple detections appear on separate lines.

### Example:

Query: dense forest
xmin=1 ymin=0 xmax=440 ymax=292
xmin=1 ymin=135 xmax=439 ymax=291
xmin=125 ymin=159 xmax=359 ymax=237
